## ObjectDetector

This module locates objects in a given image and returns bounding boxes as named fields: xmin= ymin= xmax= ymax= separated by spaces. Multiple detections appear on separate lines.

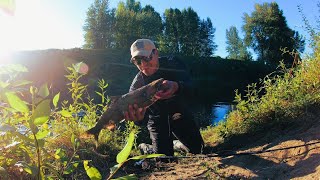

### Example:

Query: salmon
xmin=86 ymin=78 xmax=165 ymax=142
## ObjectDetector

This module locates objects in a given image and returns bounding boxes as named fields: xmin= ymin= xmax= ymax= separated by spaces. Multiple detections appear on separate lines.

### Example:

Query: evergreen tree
xmin=198 ymin=18 xmax=217 ymax=57
xmin=83 ymin=0 xmax=115 ymax=49
xmin=243 ymin=2 xmax=305 ymax=65
xmin=226 ymin=26 xmax=252 ymax=60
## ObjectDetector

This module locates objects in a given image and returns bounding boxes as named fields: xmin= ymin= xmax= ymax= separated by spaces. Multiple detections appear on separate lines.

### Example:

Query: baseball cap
xmin=130 ymin=39 xmax=156 ymax=58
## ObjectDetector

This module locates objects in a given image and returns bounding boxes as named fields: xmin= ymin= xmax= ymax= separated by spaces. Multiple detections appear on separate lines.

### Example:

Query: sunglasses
xmin=131 ymin=49 xmax=155 ymax=65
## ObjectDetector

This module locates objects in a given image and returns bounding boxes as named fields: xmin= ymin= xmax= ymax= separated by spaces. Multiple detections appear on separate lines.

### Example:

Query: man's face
xmin=132 ymin=49 xmax=159 ymax=76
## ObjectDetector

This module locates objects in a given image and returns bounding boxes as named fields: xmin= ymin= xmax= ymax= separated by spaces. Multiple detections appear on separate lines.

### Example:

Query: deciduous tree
xmin=114 ymin=0 xmax=162 ymax=49
xmin=83 ymin=0 xmax=115 ymax=49
xmin=243 ymin=2 xmax=305 ymax=65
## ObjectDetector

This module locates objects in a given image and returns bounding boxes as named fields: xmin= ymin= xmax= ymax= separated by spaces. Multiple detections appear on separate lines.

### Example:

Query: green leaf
xmin=11 ymin=80 xmax=32 ymax=87
xmin=116 ymin=131 xmax=135 ymax=164
xmin=0 ymin=64 xmax=28 ymax=74
xmin=111 ymin=174 xmax=138 ymax=180
xmin=5 ymin=92 xmax=29 ymax=113
xmin=71 ymin=133 xmax=75 ymax=144
xmin=29 ymin=86 xmax=36 ymax=96
xmin=129 ymin=154 xmax=165 ymax=160
xmin=60 ymin=110 xmax=72 ymax=117
xmin=63 ymin=162 xmax=79 ymax=175
xmin=0 ymin=81 xmax=9 ymax=88
xmin=42 ymin=163 xmax=63 ymax=179
xmin=95 ymin=92 xmax=103 ymax=97
xmin=37 ymin=139 xmax=45 ymax=148
xmin=17 ymin=162 xmax=37 ymax=175
xmin=54 ymin=148 xmax=66 ymax=160
xmin=28 ymin=118 xmax=38 ymax=134
xmin=32 ymin=99 xmax=51 ymax=125
xmin=38 ymin=83 xmax=49 ymax=98
xmin=35 ymin=129 xmax=49 ymax=139
xmin=83 ymin=160 xmax=102 ymax=180
xmin=11 ymin=132 xmax=34 ymax=143
xmin=53 ymin=92 xmax=60 ymax=107
xmin=109 ymin=164 xmax=120 ymax=175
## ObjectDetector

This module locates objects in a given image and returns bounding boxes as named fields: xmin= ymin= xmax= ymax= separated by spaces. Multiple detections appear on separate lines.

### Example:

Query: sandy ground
xmin=136 ymin=106 xmax=320 ymax=179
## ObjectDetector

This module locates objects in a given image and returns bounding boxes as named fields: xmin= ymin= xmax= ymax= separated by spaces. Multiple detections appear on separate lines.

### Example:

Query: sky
xmin=0 ymin=0 xmax=318 ymax=60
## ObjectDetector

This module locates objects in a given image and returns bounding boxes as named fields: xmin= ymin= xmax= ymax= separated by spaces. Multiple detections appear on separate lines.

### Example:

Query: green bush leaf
xmin=116 ymin=131 xmax=135 ymax=164
xmin=60 ymin=110 xmax=72 ymax=117
xmin=5 ymin=92 xmax=29 ymax=113
xmin=35 ymin=129 xmax=49 ymax=139
xmin=83 ymin=160 xmax=102 ymax=180
xmin=38 ymin=83 xmax=49 ymax=98
xmin=37 ymin=139 xmax=45 ymax=148
xmin=17 ymin=162 xmax=37 ymax=175
xmin=0 ymin=81 xmax=9 ymax=88
xmin=111 ymin=174 xmax=138 ymax=180
xmin=109 ymin=164 xmax=120 ymax=175
xmin=11 ymin=132 xmax=33 ymax=143
xmin=53 ymin=92 xmax=60 ymax=107
xmin=71 ymin=133 xmax=75 ymax=145
xmin=129 ymin=154 xmax=165 ymax=160
xmin=0 ymin=64 xmax=28 ymax=74
xmin=11 ymin=80 xmax=32 ymax=87
xmin=33 ymin=99 xmax=51 ymax=125
xmin=63 ymin=162 xmax=79 ymax=175
xmin=54 ymin=148 xmax=63 ymax=160
xmin=28 ymin=118 xmax=38 ymax=134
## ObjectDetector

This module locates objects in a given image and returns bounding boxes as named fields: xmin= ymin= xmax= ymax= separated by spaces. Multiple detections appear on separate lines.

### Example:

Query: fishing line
xmin=157 ymin=140 xmax=320 ymax=159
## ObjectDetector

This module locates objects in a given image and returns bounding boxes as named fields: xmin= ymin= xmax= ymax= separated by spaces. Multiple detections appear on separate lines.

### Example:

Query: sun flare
xmin=0 ymin=0 xmax=74 ymax=63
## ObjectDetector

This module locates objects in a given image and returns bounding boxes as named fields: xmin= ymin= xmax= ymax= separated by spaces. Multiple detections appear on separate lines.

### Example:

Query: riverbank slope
xmin=138 ymin=104 xmax=320 ymax=179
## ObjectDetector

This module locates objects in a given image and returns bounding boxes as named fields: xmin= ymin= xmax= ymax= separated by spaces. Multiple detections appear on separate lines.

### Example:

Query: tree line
xmin=83 ymin=0 xmax=305 ymax=65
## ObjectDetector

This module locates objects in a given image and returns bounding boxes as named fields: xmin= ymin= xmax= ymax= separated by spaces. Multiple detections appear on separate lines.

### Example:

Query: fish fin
xmin=119 ymin=118 xmax=126 ymax=123
xmin=106 ymin=120 xmax=116 ymax=131
xmin=82 ymin=127 xmax=100 ymax=148
xmin=109 ymin=96 xmax=121 ymax=104
xmin=86 ymin=127 xmax=100 ymax=139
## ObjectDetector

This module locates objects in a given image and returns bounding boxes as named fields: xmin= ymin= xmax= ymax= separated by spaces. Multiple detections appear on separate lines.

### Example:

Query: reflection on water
xmin=192 ymin=102 xmax=235 ymax=128
xmin=212 ymin=102 xmax=235 ymax=125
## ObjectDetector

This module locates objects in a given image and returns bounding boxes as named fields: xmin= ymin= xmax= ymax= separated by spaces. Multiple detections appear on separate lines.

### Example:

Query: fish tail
xmin=86 ymin=126 xmax=100 ymax=142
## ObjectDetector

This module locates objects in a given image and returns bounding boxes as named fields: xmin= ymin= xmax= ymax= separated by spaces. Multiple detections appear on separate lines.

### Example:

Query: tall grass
xmin=202 ymin=39 xmax=320 ymax=145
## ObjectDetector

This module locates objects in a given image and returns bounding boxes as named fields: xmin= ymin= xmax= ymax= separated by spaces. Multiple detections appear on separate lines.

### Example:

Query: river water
xmin=192 ymin=102 xmax=235 ymax=128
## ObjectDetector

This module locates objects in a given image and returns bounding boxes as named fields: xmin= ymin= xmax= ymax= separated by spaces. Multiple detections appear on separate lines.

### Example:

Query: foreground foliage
xmin=0 ymin=62 xmax=150 ymax=179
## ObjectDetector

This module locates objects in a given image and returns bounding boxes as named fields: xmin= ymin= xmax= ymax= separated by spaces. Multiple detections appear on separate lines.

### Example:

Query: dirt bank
xmin=138 ymin=106 xmax=320 ymax=179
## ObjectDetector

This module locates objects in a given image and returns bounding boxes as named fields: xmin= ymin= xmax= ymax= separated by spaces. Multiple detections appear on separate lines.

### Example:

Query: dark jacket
xmin=129 ymin=56 xmax=193 ymax=125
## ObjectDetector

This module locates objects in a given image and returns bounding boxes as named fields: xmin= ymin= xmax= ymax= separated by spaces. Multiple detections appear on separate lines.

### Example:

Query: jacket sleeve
xmin=129 ymin=72 xmax=144 ymax=92
xmin=129 ymin=73 xmax=149 ymax=126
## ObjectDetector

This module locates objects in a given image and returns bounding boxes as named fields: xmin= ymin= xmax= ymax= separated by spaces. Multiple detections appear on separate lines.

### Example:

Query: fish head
xmin=144 ymin=78 xmax=164 ymax=99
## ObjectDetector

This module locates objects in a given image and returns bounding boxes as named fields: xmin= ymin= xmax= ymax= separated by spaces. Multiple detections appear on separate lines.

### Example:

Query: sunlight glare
xmin=0 ymin=0 xmax=75 ymax=64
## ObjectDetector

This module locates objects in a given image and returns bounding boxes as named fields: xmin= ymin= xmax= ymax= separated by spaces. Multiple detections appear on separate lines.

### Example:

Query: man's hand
xmin=155 ymin=80 xmax=179 ymax=100
xmin=124 ymin=104 xmax=147 ymax=121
